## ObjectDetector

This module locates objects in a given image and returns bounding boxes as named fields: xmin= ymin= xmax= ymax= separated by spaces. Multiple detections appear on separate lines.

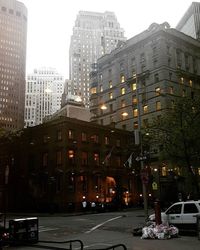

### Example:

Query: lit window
xmin=155 ymin=87 xmax=160 ymax=95
xmin=156 ymin=101 xmax=161 ymax=110
xmin=143 ymin=105 xmax=148 ymax=113
xmin=132 ymin=97 xmax=137 ymax=105
xmin=189 ymin=80 xmax=193 ymax=87
xmin=99 ymin=74 xmax=102 ymax=81
xmin=109 ymin=92 xmax=113 ymax=99
xmin=121 ymin=87 xmax=125 ymax=95
xmin=134 ymin=121 xmax=138 ymax=129
xmin=120 ymin=74 xmax=125 ymax=83
xmin=100 ymin=85 xmax=103 ymax=92
xmin=105 ymin=136 xmax=109 ymax=145
xmin=122 ymin=112 xmax=128 ymax=120
xmin=68 ymin=130 xmax=74 ymax=139
xmin=132 ymin=83 xmax=136 ymax=91
xmin=57 ymin=131 xmax=62 ymax=141
xmin=94 ymin=153 xmax=100 ymax=165
xmin=68 ymin=150 xmax=74 ymax=159
xmin=109 ymin=80 xmax=112 ymax=88
xmin=133 ymin=108 xmax=138 ymax=117
xmin=180 ymin=77 xmax=184 ymax=84
xmin=161 ymin=166 xmax=167 ymax=176
xmin=91 ymin=87 xmax=97 ymax=94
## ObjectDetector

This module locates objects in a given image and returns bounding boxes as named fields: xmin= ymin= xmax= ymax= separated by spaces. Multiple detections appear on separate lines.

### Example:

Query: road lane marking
xmin=85 ymin=216 xmax=122 ymax=234
xmin=83 ymin=243 xmax=111 ymax=249
xmin=39 ymin=226 xmax=59 ymax=232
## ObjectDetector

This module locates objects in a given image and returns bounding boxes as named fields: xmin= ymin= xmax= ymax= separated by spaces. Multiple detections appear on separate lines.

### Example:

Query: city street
xmin=4 ymin=209 xmax=200 ymax=250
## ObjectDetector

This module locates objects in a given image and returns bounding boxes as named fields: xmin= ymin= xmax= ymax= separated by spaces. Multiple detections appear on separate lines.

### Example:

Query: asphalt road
xmin=3 ymin=209 xmax=200 ymax=250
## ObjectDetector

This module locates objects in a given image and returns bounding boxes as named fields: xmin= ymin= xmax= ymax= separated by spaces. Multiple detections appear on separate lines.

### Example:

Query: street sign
xmin=152 ymin=181 xmax=158 ymax=190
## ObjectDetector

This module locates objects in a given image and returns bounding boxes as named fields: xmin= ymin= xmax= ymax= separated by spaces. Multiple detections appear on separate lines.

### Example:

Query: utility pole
xmin=134 ymin=73 xmax=149 ymax=220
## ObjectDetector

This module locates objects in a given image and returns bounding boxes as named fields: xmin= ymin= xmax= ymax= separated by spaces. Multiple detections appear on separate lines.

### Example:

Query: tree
xmin=144 ymin=97 xmax=200 ymax=198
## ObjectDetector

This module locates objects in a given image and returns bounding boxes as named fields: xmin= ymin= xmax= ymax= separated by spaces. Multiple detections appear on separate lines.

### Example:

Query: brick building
xmin=0 ymin=117 xmax=141 ymax=212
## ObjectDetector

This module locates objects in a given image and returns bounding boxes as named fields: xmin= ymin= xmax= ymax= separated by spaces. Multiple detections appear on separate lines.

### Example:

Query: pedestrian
xmin=82 ymin=200 xmax=87 ymax=212
xmin=91 ymin=201 xmax=96 ymax=212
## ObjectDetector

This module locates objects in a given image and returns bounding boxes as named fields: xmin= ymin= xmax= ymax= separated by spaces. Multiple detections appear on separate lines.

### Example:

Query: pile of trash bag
xmin=141 ymin=222 xmax=179 ymax=240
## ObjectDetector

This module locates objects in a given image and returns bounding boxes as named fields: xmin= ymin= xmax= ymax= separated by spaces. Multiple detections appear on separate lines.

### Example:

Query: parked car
xmin=149 ymin=200 xmax=200 ymax=231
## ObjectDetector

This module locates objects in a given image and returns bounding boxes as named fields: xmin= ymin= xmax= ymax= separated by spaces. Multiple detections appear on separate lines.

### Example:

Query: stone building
xmin=69 ymin=11 xmax=126 ymax=107
xmin=90 ymin=22 xmax=200 ymax=131
xmin=24 ymin=68 xmax=64 ymax=127
xmin=90 ymin=22 xmax=200 ymax=203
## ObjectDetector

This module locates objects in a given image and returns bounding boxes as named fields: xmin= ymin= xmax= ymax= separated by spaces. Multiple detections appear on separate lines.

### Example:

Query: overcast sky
xmin=20 ymin=0 xmax=196 ymax=78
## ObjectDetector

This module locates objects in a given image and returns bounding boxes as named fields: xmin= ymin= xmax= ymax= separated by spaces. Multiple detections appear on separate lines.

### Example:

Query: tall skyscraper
xmin=24 ymin=68 xmax=64 ymax=127
xmin=69 ymin=11 xmax=126 ymax=107
xmin=0 ymin=0 xmax=27 ymax=130
xmin=176 ymin=2 xmax=200 ymax=40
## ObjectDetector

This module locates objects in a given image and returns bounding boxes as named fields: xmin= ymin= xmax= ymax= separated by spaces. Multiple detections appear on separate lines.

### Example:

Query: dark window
xmin=56 ymin=151 xmax=62 ymax=165
xmin=81 ymin=132 xmax=87 ymax=142
xmin=57 ymin=130 xmax=62 ymax=141
xmin=68 ymin=174 xmax=75 ymax=191
xmin=9 ymin=9 xmax=14 ymax=14
xmin=184 ymin=203 xmax=198 ymax=214
xmin=154 ymin=73 xmax=159 ymax=82
xmin=43 ymin=135 xmax=50 ymax=143
xmin=166 ymin=204 xmax=182 ymax=214
xmin=42 ymin=153 xmax=48 ymax=167
xmin=116 ymin=139 xmax=121 ymax=147
xmin=91 ymin=134 xmax=99 ymax=143
xmin=1 ymin=6 xmax=6 ymax=12
xmin=81 ymin=151 xmax=88 ymax=165
xmin=16 ymin=11 xmax=21 ymax=17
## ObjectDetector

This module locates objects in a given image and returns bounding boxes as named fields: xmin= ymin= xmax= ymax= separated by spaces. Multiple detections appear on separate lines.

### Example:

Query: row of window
xmin=42 ymin=150 xmax=122 ymax=167
xmin=1 ymin=6 xmax=27 ymax=21
xmin=97 ymin=74 xmax=193 ymax=95
xmin=42 ymin=130 xmax=121 ymax=147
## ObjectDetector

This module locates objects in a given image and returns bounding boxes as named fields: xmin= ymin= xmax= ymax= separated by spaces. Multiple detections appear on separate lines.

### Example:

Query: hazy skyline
xmin=20 ymin=0 xmax=196 ymax=79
